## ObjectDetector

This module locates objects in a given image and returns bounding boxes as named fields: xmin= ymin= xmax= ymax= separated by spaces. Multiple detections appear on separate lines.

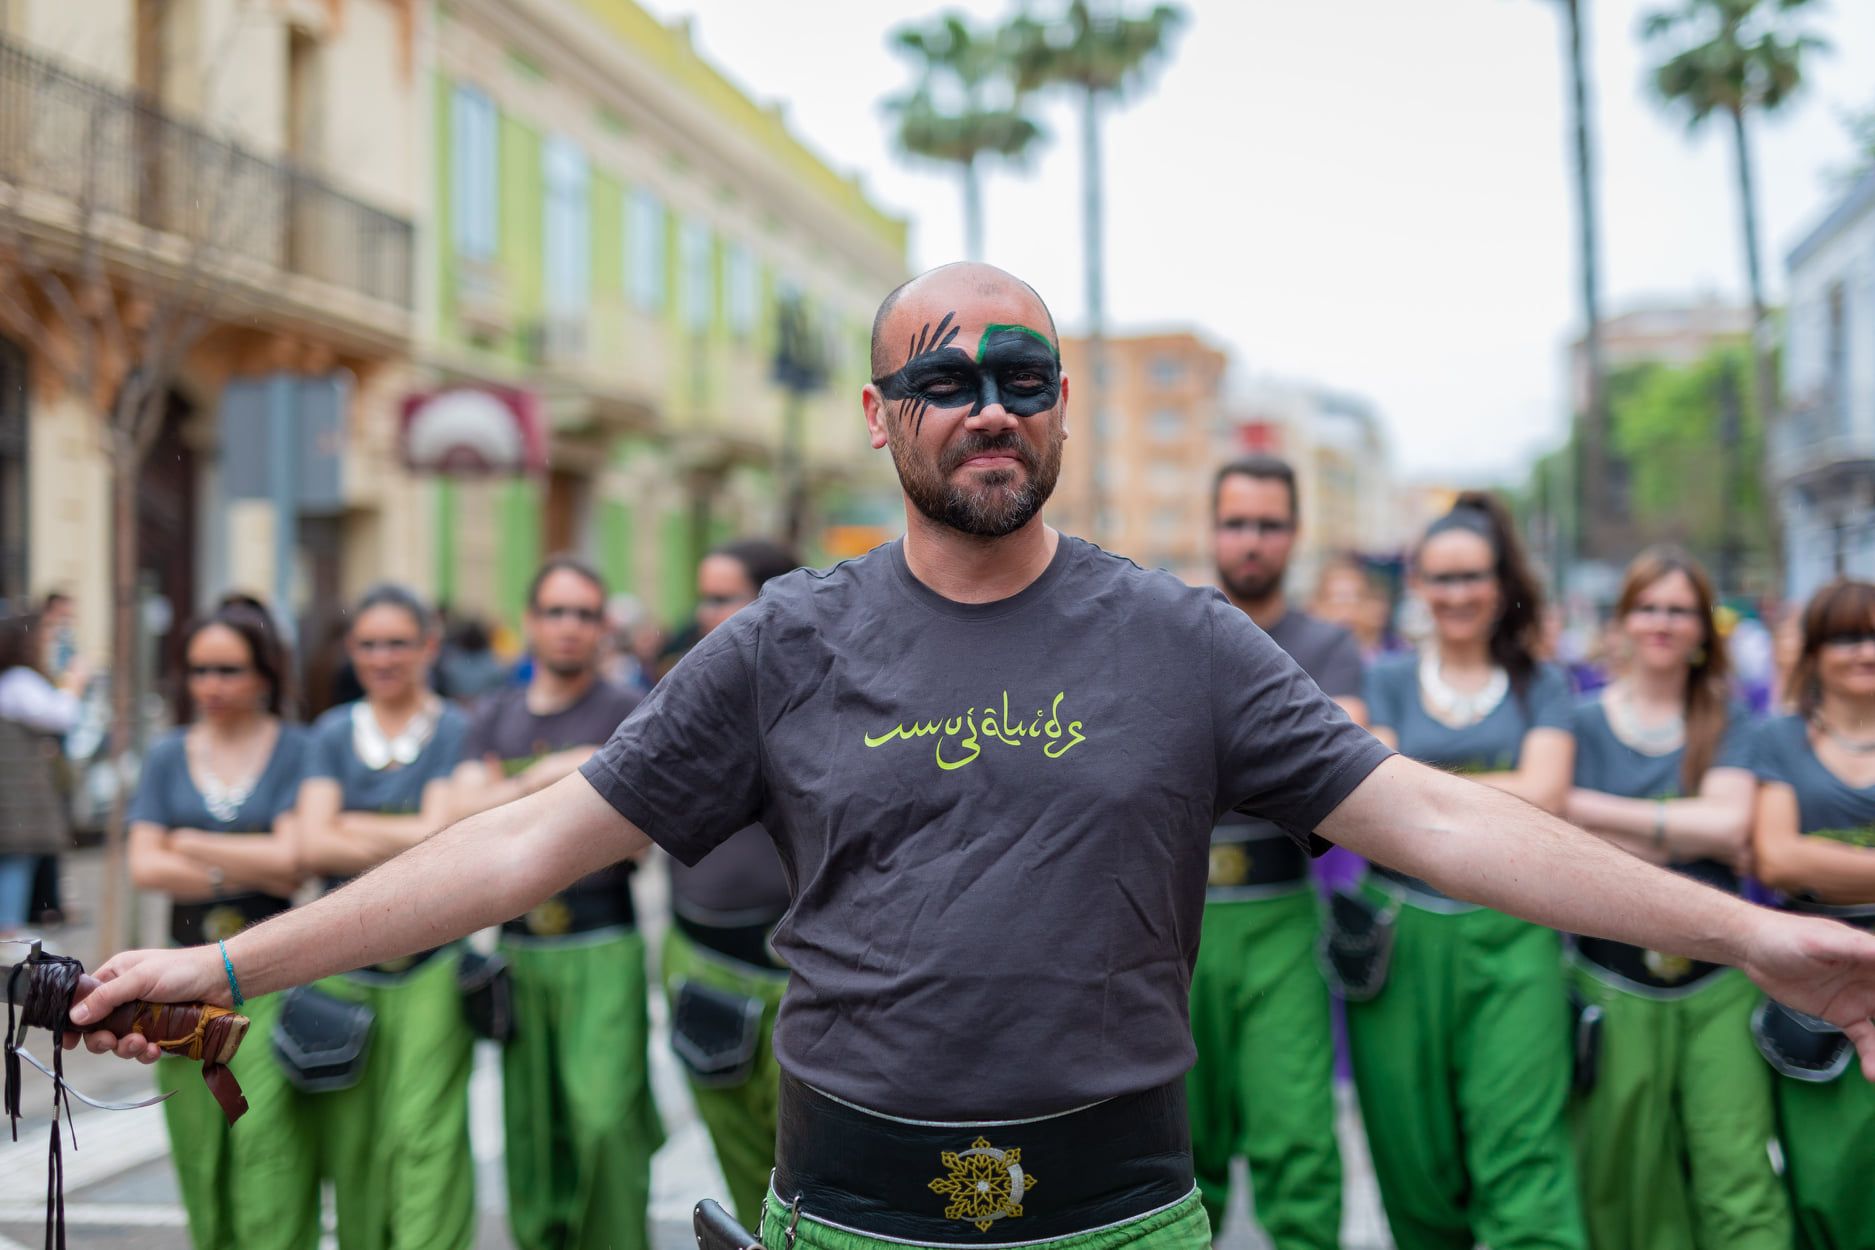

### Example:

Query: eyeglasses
xmin=353 ymin=637 xmax=420 ymax=656
xmin=698 ymin=594 xmax=754 ymax=610
xmin=187 ymin=664 xmax=253 ymax=680
xmin=1216 ymin=518 xmax=1294 ymax=537
xmin=1420 ymin=570 xmax=1494 ymax=589
xmin=535 ymin=605 xmax=604 ymax=624
xmin=1820 ymin=631 xmax=1875 ymax=652
xmin=1628 ymin=604 xmax=1703 ymax=623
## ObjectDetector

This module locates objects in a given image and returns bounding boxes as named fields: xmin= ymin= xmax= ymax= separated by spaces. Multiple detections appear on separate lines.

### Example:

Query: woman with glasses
xmin=661 ymin=538 xmax=800 ymax=1228
xmin=1750 ymin=578 xmax=1875 ymax=1249
xmin=126 ymin=598 xmax=314 ymax=1248
xmin=293 ymin=583 xmax=472 ymax=1250
xmin=1563 ymin=549 xmax=1787 ymax=1250
xmin=1351 ymin=492 xmax=1585 ymax=1250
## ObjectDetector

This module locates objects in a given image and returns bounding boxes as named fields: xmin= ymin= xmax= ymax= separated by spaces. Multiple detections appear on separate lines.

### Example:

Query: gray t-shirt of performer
xmin=1365 ymin=656 xmax=1572 ymax=772
xmin=580 ymin=535 xmax=1394 ymax=1119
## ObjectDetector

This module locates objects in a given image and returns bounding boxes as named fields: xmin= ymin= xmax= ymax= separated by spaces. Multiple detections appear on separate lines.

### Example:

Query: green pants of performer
xmin=759 ymin=1187 xmax=1211 ymax=1249
xmin=158 ymin=991 xmax=319 ymax=1250
xmin=1774 ymin=1056 xmax=1875 ymax=1250
xmin=1345 ymin=895 xmax=1586 ymax=1250
xmin=1186 ymin=890 xmax=1339 ymax=1247
xmin=501 ymin=929 xmax=665 ymax=1250
xmin=308 ymin=951 xmax=475 ymax=1250
xmin=662 ymin=924 xmax=788 ymax=1228
xmin=1568 ymin=967 xmax=1788 ymax=1250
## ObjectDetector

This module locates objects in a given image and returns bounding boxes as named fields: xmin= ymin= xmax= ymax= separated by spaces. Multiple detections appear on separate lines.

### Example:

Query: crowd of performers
xmin=55 ymin=462 xmax=1873 ymax=1250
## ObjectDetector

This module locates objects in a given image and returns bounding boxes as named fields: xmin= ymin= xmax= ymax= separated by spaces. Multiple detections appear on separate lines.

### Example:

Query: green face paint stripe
xmin=978 ymin=323 xmax=1057 ymax=362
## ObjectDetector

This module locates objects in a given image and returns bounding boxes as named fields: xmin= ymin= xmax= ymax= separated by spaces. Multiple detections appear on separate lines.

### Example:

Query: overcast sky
xmin=638 ymin=0 xmax=1875 ymax=481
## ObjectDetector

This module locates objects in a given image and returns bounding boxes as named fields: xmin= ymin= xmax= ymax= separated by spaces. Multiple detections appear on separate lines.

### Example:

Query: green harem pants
xmin=304 ymin=951 xmax=475 ymax=1250
xmin=662 ymin=924 xmax=788 ymax=1228
xmin=759 ymin=1187 xmax=1211 ymax=1249
xmin=1186 ymin=889 xmax=1339 ymax=1247
xmin=500 ymin=928 xmax=665 ymax=1250
xmin=1344 ymin=890 xmax=1586 ymax=1250
xmin=1567 ymin=965 xmax=1789 ymax=1250
xmin=158 ymin=990 xmax=319 ymax=1250
xmin=1773 ymin=1051 xmax=1875 ymax=1250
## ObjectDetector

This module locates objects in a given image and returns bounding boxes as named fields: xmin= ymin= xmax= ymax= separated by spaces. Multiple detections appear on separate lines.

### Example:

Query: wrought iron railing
xmin=0 ymin=35 xmax=413 ymax=311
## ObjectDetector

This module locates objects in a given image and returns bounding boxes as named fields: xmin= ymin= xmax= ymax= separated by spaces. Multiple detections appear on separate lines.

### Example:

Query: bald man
xmin=68 ymin=265 xmax=1875 ymax=1250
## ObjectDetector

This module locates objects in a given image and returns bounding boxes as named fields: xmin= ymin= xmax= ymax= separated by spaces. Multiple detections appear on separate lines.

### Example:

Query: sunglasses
xmin=187 ymin=664 xmax=253 ymax=680
xmin=1421 ymin=570 xmax=1495 ymax=589
xmin=1820 ymin=631 xmax=1875 ymax=652
xmin=699 ymin=594 xmax=754 ymax=610
xmin=1216 ymin=518 xmax=1295 ymax=537
xmin=353 ymin=637 xmax=421 ymax=656
xmin=535 ymin=605 xmax=603 ymax=624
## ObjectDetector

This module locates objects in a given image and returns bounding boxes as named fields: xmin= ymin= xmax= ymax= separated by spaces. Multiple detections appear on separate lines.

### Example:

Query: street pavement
xmin=1 ymin=850 xmax=1393 ymax=1249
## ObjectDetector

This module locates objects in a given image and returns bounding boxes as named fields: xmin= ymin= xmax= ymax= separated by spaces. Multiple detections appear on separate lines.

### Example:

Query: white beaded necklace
xmin=1417 ymin=654 xmax=1509 ymax=729
xmin=351 ymin=696 xmax=440 ymax=771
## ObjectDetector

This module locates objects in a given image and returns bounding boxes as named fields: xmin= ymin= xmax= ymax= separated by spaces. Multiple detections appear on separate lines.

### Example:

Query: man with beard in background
xmin=1191 ymin=457 xmax=1364 ymax=1246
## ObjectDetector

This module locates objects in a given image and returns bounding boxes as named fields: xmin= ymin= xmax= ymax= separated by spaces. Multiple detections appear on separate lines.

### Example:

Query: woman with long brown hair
xmin=126 ymin=597 xmax=315 ymax=1248
xmin=1564 ymin=548 xmax=1787 ymax=1250
xmin=1750 ymin=578 xmax=1875 ymax=1248
xmin=1349 ymin=491 xmax=1585 ymax=1250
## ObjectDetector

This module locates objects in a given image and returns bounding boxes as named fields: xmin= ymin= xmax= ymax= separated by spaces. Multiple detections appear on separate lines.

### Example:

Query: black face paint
xmin=873 ymin=315 xmax=1061 ymax=435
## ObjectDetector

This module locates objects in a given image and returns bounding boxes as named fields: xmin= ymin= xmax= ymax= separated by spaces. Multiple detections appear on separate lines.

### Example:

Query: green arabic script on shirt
xmin=863 ymin=690 xmax=1087 ymax=772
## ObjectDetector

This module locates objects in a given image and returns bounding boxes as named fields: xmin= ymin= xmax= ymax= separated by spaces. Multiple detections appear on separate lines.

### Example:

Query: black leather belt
xmin=345 ymin=945 xmax=448 ymax=981
xmin=170 ymin=892 xmax=291 ymax=947
xmin=772 ymin=1074 xmax=1193 ymax=1245
xmin=1575 ymin=936 xmax=1724 ymax=994
xmin=1205 ymin=826 xmax=1308 ymax=897
xmin=502 ymin=886 xmax=637 ymax=939
xmin=1367 ymin=861 xmax=1468 ymax=906
xmin=1783 ymin=898 xmax=1875 ymax=931
xmin=674 ymin=910 xmax=786 ymax=971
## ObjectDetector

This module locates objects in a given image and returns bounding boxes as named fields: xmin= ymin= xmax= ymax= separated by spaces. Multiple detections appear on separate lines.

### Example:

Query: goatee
xmin=890 ymin=421 xmax=1065 ymax=539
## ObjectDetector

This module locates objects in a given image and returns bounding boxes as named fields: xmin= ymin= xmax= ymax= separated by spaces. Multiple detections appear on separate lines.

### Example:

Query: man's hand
xmin=1742 ymin=910 xmax=1875 ymax=1080
xmin=64 ymin=945 xmax=227 ymax=1063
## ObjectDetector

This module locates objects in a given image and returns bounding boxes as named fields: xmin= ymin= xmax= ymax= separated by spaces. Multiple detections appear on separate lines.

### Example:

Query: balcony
xmin=0 ymin=35 xmax=412 ymax=323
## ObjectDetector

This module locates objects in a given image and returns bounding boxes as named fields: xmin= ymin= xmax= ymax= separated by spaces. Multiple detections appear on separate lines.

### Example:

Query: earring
xmin=1690 ymin=646 xmax=1708 ymax=666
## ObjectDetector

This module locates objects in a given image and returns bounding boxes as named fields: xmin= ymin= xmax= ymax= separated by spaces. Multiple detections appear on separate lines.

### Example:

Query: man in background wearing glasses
xmin=438 ymin=556 xmax=661 ymax=1250
xmin=1193 ymin=457 xmax=1365 ymax=1247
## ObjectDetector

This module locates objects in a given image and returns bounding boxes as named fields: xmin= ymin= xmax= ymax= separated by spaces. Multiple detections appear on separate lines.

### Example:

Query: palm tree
xmin=1005 ymin=1 xmax=1184 ymax=541
xmin=1642 ymin=0 xmax=1828 ymax=583
xmin=884 ymin=13 xmax=1045 ymax=262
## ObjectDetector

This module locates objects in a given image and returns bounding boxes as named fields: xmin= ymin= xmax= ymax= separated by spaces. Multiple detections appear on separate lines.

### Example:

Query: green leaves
xmin=1641 ymin=0 xmax=1829 ymax=128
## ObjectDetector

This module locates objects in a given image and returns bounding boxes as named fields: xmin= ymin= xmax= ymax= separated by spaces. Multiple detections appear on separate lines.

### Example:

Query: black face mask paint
xmin=873 ymin=315 xmax=1062 ymax=435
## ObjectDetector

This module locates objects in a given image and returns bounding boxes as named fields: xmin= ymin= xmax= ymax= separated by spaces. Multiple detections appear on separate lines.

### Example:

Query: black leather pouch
xmin=272 ymin=985 xmax=375 ymax=1093
xmin=1752 ymin=998 xmax=1852 ymax=1083
xmin=693 ymin=1199 xmax=762 ymax=1250
xmin=671 ymin=979 xmax=765 ymax=1087
xmin=1569 ymin=989 xmax=1605 ymax=1094
xmin=458 ymin=947 xmax=515 ymax=1044
xmin=1318 ymin=884 xmax=1400 ymax=1002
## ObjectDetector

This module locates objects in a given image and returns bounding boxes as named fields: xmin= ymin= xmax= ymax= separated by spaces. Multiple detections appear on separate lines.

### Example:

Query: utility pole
xmin=773 ymin=293 xmax=827 ymax=548
xmin=1717 ymin=355 xmax=1743 ymax=594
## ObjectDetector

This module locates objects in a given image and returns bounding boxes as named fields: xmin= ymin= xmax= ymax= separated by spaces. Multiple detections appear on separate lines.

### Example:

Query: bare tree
xmin=0 ymin=15 xmax=268 ymax=949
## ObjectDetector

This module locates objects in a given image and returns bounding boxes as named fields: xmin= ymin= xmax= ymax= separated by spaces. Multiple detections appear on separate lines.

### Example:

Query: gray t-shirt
xmin=303 ymin=700 xmax=468 ymax=815
xmin=581 ymin=536 xmax=1392 ymax=1118
xmin=1212 ymin=609 xmax=1364 ymax=888
xmin=465 ymin=680 xmax=641 ymax=914
xmin=1753 ymin=715 xmax=1875 ymax=902
xmin=129 ymin=724 xmax=308 ymax=833
xmin=1364 ymin=656 xmax=1572 ymax=772
xmin=668 ymin=823 xmax=791 ymax=922
xmin=1572 ymin=697 xmax=1755 ymax=894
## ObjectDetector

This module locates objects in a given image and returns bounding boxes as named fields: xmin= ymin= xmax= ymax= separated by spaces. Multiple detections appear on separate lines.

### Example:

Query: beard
xmin=889 ymin=418 xmax=1065 ymax=539
xmin=1219 ymin=562 xmax=1284 ymax=603
xmin=540 ymin=654 xmax=596 ymax=680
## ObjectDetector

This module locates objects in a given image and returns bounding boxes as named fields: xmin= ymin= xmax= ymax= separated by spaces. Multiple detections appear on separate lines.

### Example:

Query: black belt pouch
xmin=1752 ymin=998 xmax=1853 ymax=1083
xmin=672 ymin=979 xmax=765 ymax=1088
xmin=272 ymin=984 xmax=375 ymax=1092
xmin=693 ymin=1200 xmax=761 ymax=1250
xmin=458 ymin=947 xmax=515 ymax=1044
xmin=1569 ymin=989 xmax=1605 ymax=1094
xmin=1318 ymin=884 xmax=1398 ymax=1002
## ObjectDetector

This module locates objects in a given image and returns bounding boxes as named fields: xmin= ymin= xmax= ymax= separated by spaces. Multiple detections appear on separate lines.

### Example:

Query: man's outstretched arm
xmin=1320 ymin=754 xmax=1875 ymax=1077
xmin=70 ymin=772 xmax=645 ymax=1056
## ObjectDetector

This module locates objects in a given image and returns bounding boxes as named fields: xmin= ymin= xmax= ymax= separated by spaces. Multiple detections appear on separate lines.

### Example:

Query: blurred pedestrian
xmin=126 ymin=598 xmax=317 ymax=1249
xmin=292 ymin=583 xmax=472 ymax=1250
xmin=437 ymin=556 xmax=660 ymax=1250
xmin=0 ymin=612 xmax=76 ymax=935
xmin=1347 ymin=492 xmax=1586 ymax=1250
xmin=659 ymin=538 xmax=798 ymax=1228
xmin=1563 ymin=549 xmax=1788 ymax=1250
xmin=1749 ymin=578 xmax=1875 ymax=1249
xmin=1189 ymin=458 xmax=1359 ymax=1247
xmin=435 ymin=611 xmax=510 ymax=705
xmin=601 ymin=594 xmax=660 ymax=696
xmin=1310 ymin=558 xmax=1395 ymax=661
xmin=30 ymin=590 xmax=85 ymax=925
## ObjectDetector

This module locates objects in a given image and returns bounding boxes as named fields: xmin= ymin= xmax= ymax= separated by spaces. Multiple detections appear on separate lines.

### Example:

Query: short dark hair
xmin=177 ymin=598 xmax=292 ymax=721
xmin=527 ymin=555 xmax=607 ymax=610
xmin=869 ymin=265 xmax=1060 ymax=379
xmin=351 ymin=583 xmax=435 ymax=635
xmin=1212 ymin=456 xmax=1299 ymax=521
xmin=709 ymin=538 xmax=801 ymax=591
xmin=0 ymin=613 xmax=41 ymax=676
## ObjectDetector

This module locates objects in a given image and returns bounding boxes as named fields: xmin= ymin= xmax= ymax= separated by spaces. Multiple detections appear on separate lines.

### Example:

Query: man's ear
xmin=863 ymin=385 xmax=890 ymax=451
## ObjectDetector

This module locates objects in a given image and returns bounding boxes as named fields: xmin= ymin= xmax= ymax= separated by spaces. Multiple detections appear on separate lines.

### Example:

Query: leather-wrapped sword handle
xmin=67 ymin=973 xmax=250 ymax=1124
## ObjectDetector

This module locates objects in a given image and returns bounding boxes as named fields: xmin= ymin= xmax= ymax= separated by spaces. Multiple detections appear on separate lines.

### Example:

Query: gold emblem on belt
xmin=929 ymin=1136 xmax=1036 ymax=1232
xmin=1209 ymin=844 xmax=1251 ymax=888
xmin=527 ymin=897 xmax=573 ymax=937
xmin=1643 ymin=949 xmax=1693 ymax=981
xmin=202 ymin=906 xmax=246 ymax=943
